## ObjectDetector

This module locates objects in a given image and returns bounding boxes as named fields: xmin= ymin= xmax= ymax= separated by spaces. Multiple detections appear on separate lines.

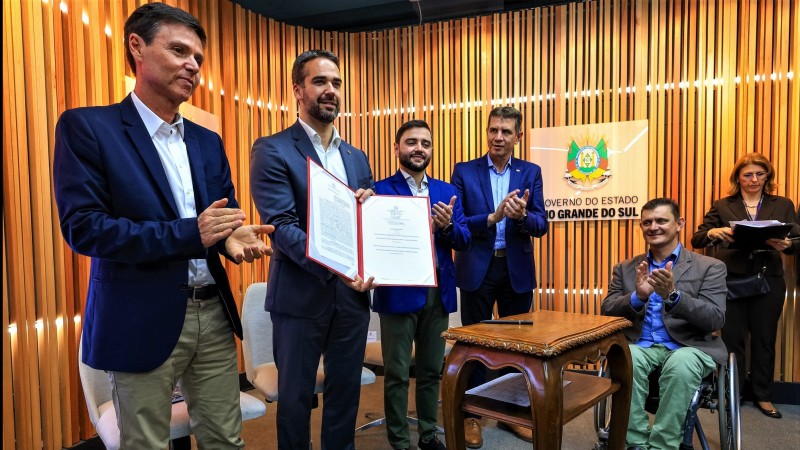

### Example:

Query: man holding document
xmin=250 ymin=50 xmax=375 ymax=449
xmin=371 ymin=120 xmax=470 ymax=450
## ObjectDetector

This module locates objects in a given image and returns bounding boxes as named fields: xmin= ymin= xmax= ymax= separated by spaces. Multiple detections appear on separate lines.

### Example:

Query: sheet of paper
xmin=465 ymin=373 xmax=572 ymax=407
xmin=307 ymin=159 xmax=359 ymax=279
xmin=360 ymin=195 xmax=437 ymax=286
xmin=730 ymin=220 xmax=784 ymax=228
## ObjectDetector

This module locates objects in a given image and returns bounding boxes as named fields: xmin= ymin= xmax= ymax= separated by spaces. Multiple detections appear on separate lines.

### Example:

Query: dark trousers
xmin=272 ymin=281 xmax=370 ymax=450
xmin=722 ymin=274 xmax=786 ymax=402
xmin=380 ymin=288 xmax=448 ymax=449
xmin=460 ymin=255 xmax=533 ymax=416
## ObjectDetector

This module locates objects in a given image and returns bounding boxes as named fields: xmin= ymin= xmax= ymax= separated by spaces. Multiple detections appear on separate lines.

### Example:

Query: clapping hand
xmin=199 ymin=198 xmax=246 ymax=247
xmin=504 ymin=189 xmax=530 ymax=221
xmin=225 ymin=224 xmax=274 ymax=263
xmin=635 ymin=260 xmax=676 ymax=299
xmin=431 ymin=196 xmax=456 ymax=231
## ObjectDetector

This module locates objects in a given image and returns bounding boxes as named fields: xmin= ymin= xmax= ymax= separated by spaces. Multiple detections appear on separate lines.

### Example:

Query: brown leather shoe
xmin=497 ymin=421 xmax=533 ymax=443
xmin=464 ymin=418 xmax=483 ymax=448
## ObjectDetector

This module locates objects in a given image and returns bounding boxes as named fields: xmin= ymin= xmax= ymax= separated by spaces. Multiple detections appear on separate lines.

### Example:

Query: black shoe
xmin=755 ymin=401 xmax=782 ymax=419
xmin=418 ymin=436 xmax=446 ymax=450
xmin=626 ymin=447 xmax=646 ymax=450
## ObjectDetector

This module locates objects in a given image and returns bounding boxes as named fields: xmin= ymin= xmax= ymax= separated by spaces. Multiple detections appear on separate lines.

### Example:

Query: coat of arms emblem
xmin=564 ymin=138 xmax=611 ymax=190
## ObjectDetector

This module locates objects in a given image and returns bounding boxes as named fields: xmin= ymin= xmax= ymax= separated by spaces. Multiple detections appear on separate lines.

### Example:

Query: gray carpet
xmin=239 ymin=377 xmax=800 ymax=449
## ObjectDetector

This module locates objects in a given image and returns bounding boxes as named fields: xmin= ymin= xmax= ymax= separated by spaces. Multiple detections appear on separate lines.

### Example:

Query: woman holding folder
xmin=691 ymin=152 xmax=800 ymax=419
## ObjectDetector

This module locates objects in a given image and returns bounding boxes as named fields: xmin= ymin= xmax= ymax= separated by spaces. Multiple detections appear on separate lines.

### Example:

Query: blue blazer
xmin=450 ymin=155 xmax=548 ymax=293
xmin=250 ymin=121 xmax=374 ymax=317
xmin=371 ymin=172 xmax=471 ymax=314
xmin=53 ymin=95 xmax=242 ymax=373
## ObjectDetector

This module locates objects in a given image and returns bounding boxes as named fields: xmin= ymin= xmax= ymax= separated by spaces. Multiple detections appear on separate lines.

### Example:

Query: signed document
xmin=307 ymin=158 xmax=437 ymax=286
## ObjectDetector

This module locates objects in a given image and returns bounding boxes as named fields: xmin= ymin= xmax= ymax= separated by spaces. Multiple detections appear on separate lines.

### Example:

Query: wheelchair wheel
xmin=717 ymin=353 xmax=741 ymax=450
xmin=592 ymin=360 xmax=612 ymax=449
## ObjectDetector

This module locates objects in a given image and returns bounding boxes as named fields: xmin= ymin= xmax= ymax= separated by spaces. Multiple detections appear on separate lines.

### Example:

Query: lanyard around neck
xmin=741 ymin=194 xmax=763 ymax=221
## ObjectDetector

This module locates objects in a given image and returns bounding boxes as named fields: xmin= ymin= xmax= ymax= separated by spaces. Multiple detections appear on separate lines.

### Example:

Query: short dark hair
xmin=487 ymin=106 xmax=523 ymax=134
xmin=292 ymin=50 xmax=339 ymax=86
xmin=641 ymin=197 xmax=680 ymax=221
xmin=395 ymin=120 xmax=431 ymax=144
xmin=124 ymin=2 xmax=206 ymax=75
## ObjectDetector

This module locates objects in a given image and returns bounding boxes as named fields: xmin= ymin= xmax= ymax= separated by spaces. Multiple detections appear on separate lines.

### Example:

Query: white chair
xmin=241 ymin=282 xmax=376 ymax=405
xmin=78 ymin=335 xmax=267 ymax=450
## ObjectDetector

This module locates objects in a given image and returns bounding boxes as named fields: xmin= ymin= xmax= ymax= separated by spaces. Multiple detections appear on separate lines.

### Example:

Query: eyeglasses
xmin=741 ymin=171 xmax=767 ymax=180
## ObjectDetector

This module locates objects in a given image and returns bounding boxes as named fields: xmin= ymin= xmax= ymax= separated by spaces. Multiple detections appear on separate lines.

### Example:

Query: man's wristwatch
xmin=664 ymin=289 xmax=680 ymax=309
xmin=441 ymin=221 xmax=453 ymax=234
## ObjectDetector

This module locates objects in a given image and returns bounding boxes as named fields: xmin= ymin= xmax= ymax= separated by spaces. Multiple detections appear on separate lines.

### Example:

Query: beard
xmin=399 ymin=152 xmax=430 ymax=173
xmin=304 ymin=94 xmax=339 ymax=124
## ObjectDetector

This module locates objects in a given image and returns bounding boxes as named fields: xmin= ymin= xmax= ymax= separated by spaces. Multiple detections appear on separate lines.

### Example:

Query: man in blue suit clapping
xmin=372 ymin=120 xmax=471 ymax=450
xmin=450 ymin=106 xmax=548 ymax=446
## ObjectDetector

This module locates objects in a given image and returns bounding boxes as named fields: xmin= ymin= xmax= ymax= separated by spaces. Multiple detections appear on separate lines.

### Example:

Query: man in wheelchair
xmin=602 ymin=198 xmax=728 ymax=450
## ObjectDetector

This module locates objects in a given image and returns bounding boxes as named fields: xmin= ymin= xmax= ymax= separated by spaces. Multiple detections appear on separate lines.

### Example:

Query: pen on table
xmin=480 ymin=319 xmax=533 ymax=325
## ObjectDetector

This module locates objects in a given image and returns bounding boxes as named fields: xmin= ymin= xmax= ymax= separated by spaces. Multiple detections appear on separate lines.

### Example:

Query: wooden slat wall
xmin=2 ymin=0 xmax=798 ymax=448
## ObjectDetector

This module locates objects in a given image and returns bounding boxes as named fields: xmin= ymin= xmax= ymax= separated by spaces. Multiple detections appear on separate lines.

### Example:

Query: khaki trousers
xmin=110 ymin=296 xmax=243 ymax=450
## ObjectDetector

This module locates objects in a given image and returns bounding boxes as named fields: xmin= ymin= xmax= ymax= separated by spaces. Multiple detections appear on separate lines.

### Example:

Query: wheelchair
xmin=593 ymin=352 xmax=741 ymax=450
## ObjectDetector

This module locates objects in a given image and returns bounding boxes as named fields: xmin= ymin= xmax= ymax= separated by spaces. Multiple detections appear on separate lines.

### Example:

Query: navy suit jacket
xmin=450 ymin=155 xmax=548 ymax=293
xmin=371 ymin=171 xmax=471 ymax=314
xmin=53 ymin=95 xmax=242 ymax=373
xmin=250 ymin=121 xmax=374 ymax=317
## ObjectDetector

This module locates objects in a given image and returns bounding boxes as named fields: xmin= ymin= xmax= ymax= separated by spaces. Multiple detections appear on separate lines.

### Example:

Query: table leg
xmin=606 ymin=334 xmax=633 ymax=449
xmin=521 ymin=358 xmax=564 ymax=450
xmin=442 ymin=344 xmax=471 ymax=450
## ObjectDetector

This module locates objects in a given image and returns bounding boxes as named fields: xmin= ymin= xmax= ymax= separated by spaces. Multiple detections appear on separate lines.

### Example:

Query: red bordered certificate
xmin=306 ymin=158 xmax=437 ymax=287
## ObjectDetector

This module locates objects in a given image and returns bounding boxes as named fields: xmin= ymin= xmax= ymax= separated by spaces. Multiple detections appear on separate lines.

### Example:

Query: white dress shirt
xmin=298 ymin=118 xmax=348 ymax=183
xmin=131 ymin=92 xmax=213 ymax=286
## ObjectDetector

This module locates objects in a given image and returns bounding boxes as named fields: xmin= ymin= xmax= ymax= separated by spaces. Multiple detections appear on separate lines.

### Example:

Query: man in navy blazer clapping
xmin=53 ymin=4 xmax=272 ymax=448
xmin=450 ymin=106 xmax=548 ymax=446
xmin=372 ymin=120 xmax=470 ymax=450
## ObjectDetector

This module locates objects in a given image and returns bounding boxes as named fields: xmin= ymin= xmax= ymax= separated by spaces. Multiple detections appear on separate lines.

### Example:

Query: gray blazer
xmin=601 ymin=247 xmax=728 ymax=364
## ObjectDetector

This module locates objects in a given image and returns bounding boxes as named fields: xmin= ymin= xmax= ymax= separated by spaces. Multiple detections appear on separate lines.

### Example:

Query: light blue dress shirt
xmin=631 ymin=243 xmax=682 ymax=350
xmin=487 ymin=154 xmax=511 ymax=251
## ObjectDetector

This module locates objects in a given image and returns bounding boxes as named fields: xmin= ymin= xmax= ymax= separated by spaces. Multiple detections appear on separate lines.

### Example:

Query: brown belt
xmin=493 ymin=249 xmax=507 ymax=257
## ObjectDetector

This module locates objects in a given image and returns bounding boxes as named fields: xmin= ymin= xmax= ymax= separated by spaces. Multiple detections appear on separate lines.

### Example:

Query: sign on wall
xmin=529 ymin=120 xmax=649 ymax=222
